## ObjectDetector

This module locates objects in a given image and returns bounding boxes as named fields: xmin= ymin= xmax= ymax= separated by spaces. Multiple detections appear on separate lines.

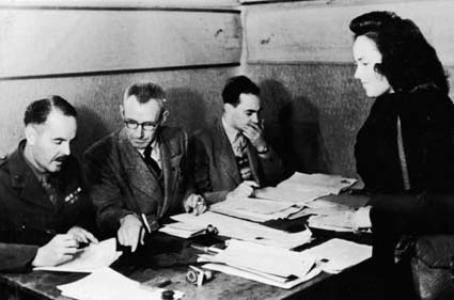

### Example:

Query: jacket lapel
xmin=118 ymin=130 xmax=163 ymax=205
xmin=215 ymin=121 xmax=242 ymax=186
xmin=8 ymin=142 xmax=55 ymax=210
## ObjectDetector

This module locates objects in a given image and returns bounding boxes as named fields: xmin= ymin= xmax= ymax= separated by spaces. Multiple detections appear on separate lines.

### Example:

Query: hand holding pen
xmin=32 ymin=234 xmax=81 ymax=267
xmin=117 ymin=214 xmax=146 ymax=252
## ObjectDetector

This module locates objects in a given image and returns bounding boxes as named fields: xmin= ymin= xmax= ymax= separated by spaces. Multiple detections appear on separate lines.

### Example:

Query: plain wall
xmin=0 ymin=4 xmax=241 ymax=158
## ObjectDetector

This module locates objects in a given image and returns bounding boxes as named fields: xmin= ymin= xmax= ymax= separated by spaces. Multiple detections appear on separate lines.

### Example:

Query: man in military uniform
xmin=0 ymin=96 xmax=97 ymax=272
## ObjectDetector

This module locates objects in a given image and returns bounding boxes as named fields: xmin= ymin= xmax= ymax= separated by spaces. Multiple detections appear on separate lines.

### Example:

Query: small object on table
xmin=161 ymin=289 xmax=175 ymax=300
xmin=186 ymin=265 xmax=213 ymax=286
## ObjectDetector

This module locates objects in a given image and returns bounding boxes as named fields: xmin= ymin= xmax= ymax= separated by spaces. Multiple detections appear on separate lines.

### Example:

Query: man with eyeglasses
xmin=84 ymin=82 xmax=194 ymax=252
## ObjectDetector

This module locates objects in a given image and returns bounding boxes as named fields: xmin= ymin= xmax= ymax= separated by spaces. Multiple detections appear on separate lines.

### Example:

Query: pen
xmin=140 ymin=213 xmax=152 ymax=234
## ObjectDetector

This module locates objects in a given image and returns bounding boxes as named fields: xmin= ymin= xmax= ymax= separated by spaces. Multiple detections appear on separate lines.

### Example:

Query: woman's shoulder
xmin=407 ymin=83 xmax=454 ymax=121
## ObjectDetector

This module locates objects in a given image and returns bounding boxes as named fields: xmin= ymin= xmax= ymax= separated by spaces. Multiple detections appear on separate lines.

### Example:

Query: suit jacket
xmin=84 ymin=126 xmax=189 ymax=236
xmin=0 ymin=140 xmax=94 ymax=271
xmin=189 ymin=120 xmax=283 ymax=204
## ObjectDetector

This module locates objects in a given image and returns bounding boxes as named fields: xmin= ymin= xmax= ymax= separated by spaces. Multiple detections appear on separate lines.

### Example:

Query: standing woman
xmin=350 ymin=11 xmax=454 ymax=299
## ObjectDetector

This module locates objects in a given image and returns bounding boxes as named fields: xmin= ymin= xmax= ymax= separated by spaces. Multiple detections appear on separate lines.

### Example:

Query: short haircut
xmin=350 ymin=11 xmax=449 ymax=94
xmin=222 ymin=76 xmax=260 ymax=106
xmin=123 ymin=82 xmax=166 ymax=104
xmin=24 ymin=95 xmax=77 ymax=126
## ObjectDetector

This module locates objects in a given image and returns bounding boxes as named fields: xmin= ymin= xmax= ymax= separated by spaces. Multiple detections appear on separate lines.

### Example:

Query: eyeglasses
xmin=124 ymin=119 xmax=159 ymax=131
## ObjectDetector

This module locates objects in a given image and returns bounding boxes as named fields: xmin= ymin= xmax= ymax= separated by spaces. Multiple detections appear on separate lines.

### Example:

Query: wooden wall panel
xmin=0 ymin=8 xmax=241 ymax=78
xmin=245 ymin=0 xmax=454 ymax=66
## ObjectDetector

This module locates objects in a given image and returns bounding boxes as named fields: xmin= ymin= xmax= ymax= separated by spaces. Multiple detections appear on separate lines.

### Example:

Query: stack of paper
xmin=255 ymin=172 xmax=357 ymax=205
xmin=301 ymin=238 xmax=372 ymax=274
xmin=171 ymin=212 xmax=312 ymax=249
xmin=305 ymin=194 xmax=369 ymax=232
xmin=210 ymin=197 xmax=302 ymax=222
xmin=199 ymin=240 xmax=320 ymax=289
xmin=58 ymin=267 xmax=183 ymax=300
xmin=158 ymin=222 xmax=208 ymax=238
xmin=34 ymin=238 xmax=122 ymax=272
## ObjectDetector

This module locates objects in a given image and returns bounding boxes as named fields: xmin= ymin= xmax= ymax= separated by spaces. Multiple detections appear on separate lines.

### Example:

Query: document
xmin=302 ymin=238 xmax=372 ymax=274
xmin=202 ymin=263 xmax=321 ymax=289
xmin=172 ymin=212 xmax=312 ymax=249
xmin=307 ymin=211 xmax=356 ymax=232
xmin=58 ymin=267 xmax=184 ymax=300
xmin=210 ymin=197 xmax=302 ymax=222
xmin=34 ymin=238 xmax=122 ymax=273
xmin=199 ymin=239 xmax=320 ymax=289
xmin=305 ymin=194 xmax=369 ymax=232
xmin=255 ymin=172 xmax=357 ymax=205
xmin=158 ymin=222 xmax=208 ymax=238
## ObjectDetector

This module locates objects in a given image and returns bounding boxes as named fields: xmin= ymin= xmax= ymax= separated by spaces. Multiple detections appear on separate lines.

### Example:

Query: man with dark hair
xmin=0 ymin=96 xmax=97 ymax=272
xmin=189 ymin=75 xmax=283 ymax=204
xmin=84 ymin=82 xmax=192 ymax=252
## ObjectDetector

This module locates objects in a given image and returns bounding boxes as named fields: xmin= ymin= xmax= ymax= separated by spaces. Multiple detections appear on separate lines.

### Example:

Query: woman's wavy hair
xmin=350 ymin=11 xmax=449 ymax=94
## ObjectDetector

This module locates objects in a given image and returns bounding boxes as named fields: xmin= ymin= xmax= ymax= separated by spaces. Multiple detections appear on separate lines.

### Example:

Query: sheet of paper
xmin=58 ymin=267 xmax=184 ymax=300
xmin=255 ymin=172 xmax=357 ymax=205
xmin=171 ymin=212 xmax=312 ymax=249
xmin=34 ymin=238 xmax=122 ymax=272
xmin=210 ymin=197 xmax=302 ymax=222
xmin=202 ymin=263 xmax=321 ymax=289
xmin=302 ymin=238 xmax=372 ymax=274
xmin=158 ymin=222 xmax=207 ymax=238
xmin=307 ymin=211 xmax=356 ymax=232
xmin=200 ymin=239 xmax=315 ymax=278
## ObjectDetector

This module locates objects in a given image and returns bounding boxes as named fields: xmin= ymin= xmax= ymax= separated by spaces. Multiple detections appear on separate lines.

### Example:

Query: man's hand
xmin=67 ymin=226 xmax=98 ymax=245
xmin=117 ymin=214 xmax=145 ymax=252
xmin=242 ymin=121 xmax=267 ymax=152
xmin=226 ymin=180 xmax=259 ymax=200
xmin=352 ymin=206 xmax=372 ymax=233
xmin=32 ymin=234 xmax=80 ymax=267
xmin=184 ymin=194 xmax=207 ymax=216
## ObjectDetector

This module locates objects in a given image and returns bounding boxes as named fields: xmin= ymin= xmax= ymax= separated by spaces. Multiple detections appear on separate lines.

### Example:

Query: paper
xmin=199 ymin=239 xmax=315 ymax=278
xmin=34 ymin=238 xmax=122 ymax=272
xmin=255 ymin=172 xmax=357 ymax=205
xmin=158 ymin=222 xmax=207 ymax=238
xmin=305 ymin=194 xmax=369 ymax=232
xmin=210 ymin=197 xmax=302 ymax=222
xmin=202 ymin=263 xmax=321 ymax=289
xmin=58 ymin=267 xmax=184 ymax=300
xmin=302 ymin=238 xmax=372 ymax=274
xmin=307 ymin=211 xmax=356 ymax=232
xmin=171 ymin=212 xmax=312 ymax=249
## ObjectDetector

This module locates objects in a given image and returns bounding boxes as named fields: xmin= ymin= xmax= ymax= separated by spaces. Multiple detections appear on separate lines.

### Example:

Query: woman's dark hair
xmin=350 ymin=11 xmax=449 ymax=94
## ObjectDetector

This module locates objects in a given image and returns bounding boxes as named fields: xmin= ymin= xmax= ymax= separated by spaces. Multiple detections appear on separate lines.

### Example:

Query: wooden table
xmin=0 ymin=194 xmax=373 ymax=300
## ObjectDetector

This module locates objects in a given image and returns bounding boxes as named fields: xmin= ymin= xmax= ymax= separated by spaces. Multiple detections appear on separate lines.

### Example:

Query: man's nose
xmin=250 ymin=113 xmax=259 ymax=124
xmin=61 ymin=142 xmax=71 ymax=156
xmin=134 ymin=126 xmax=145 ymax=138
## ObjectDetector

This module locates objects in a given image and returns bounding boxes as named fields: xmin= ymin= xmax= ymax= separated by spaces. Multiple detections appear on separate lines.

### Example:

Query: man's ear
xmin=119 ymin=105 xmax=124 ymax=118
xmin=160 ymin=110 xmax=169 ymax=124
xmin=25 ymin=125 xmax=37 ymax=145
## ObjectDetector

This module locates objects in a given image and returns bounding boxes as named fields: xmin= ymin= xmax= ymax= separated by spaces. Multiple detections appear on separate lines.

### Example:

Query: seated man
xmin=84 ymin=82 xmax=191 ymax=252
xmin=190 ymin=75 xmax=283 ymax=204
xmin=0 ymin=96 xmax=97 ymax=272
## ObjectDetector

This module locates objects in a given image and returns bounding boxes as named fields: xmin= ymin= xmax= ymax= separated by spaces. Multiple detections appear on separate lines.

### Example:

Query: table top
xmin=0 ymin=194 xmax=371 ymax=300
xmin=0 ymin=262 xmax=332 ymax=300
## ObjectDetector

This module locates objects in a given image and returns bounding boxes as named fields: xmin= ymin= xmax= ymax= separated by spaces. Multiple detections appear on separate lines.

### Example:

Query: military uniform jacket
xmin=0 ymin=140 xmax=94 ymax=271
xmin=83 ymin=127 xmax=189 ymax=236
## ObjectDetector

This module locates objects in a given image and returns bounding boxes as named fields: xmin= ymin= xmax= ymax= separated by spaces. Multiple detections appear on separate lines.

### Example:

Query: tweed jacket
xmin=84 ymin=126 xmax=189 ymax=236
